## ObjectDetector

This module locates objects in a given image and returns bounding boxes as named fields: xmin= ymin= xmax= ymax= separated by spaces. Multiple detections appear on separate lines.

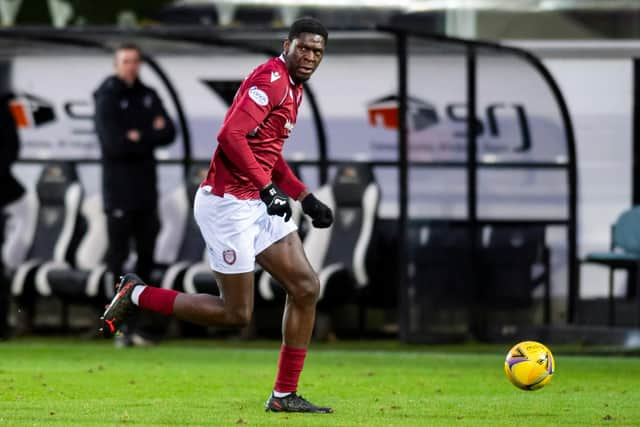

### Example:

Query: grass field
xmin=1 ymin=339 xmax=639 ymax=426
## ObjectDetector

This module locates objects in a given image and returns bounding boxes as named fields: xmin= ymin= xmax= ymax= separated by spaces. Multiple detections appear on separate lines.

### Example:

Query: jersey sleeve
xmin=217 ymin=108 xmax=271 ymax=190
xmin=216 ymin=67 xmax=289 ymax=190
xmin=272 ymin=154 xmax=307 ymax=200
xmin=235 ymin=69 xmax=288 ymax=125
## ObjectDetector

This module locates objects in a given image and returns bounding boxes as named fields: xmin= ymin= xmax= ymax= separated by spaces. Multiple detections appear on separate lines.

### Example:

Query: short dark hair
xmin=288 ymin=17 xmax=328 ymax=43
xmin=116 ymin=42 xmax=141 ymax=55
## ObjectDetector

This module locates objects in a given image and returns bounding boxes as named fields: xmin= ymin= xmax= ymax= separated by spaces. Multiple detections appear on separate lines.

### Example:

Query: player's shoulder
xmin=246 ymin=57 xmax=288 ymax=91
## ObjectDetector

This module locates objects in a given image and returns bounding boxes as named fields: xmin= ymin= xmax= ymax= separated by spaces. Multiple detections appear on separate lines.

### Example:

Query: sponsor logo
xmin=248 ymin=86 xmax=269 ymax=106
xmin=223 ymin=249 xmax=236 ymax=265
xmin=270 ymin=71 xmax=281 ymax=83
xmin=273 ymin=198 xmax=286 ymax=206
xmin=9 ymin=94 xmax=56 ymax=128
xmin=368 ymin=93 xmax=533 ymax=153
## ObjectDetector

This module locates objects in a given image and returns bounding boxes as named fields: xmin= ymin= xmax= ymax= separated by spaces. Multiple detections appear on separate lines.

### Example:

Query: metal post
xmin=466 ymin=45 xmax=481 ymax=336
xmin=397 ymin=33 xmax=409 ymax=341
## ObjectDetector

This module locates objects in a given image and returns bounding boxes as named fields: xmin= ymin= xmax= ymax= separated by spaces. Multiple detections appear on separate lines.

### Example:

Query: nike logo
xmin=271 ymin=71 xmax=281 ymax=83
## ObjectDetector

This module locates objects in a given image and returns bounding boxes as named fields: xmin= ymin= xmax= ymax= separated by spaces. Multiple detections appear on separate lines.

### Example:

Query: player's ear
xmin=282 ymin=38 xmax=290 ymax=54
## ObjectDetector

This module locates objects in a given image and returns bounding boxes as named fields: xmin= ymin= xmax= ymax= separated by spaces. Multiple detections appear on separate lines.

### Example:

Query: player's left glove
xmin=301 ymin=193 xmax=333 ymax=228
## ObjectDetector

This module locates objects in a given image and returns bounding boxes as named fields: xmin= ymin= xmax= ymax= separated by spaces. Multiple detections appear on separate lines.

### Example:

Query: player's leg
xmin=172 ymin=271 xmax=254 ymax=327
xmin=257 ymin=232 xmax=332 ymax=413
xmin=256 ymin=232 xmax=318 ymax=347
xmin=101 ymin=188 xmax=262 ymax=335
xmin=100 ymin=270 xmax=255 ymax=336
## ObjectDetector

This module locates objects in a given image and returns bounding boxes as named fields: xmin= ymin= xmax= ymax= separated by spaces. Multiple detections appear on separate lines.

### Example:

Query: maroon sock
xmin=274 ymin=345 xmax=307 ymax=394
xmin=138 ymin=287 xmax=179 ymax=316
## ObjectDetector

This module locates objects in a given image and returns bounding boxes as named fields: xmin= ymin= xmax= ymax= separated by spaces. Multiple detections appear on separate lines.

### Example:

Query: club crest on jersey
xmin=284 ymin=119 xmax=295 ymax=135
xmin=270 ymin=71 xmax=281 ymax=82
xmin=223 ymin=249 xmax=236 ymax=265
xmin=248 ymin=86 xmax=269 ymax=106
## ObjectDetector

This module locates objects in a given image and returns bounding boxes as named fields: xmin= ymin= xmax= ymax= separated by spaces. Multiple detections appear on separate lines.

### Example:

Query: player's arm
xmin=217 ymin=108 xmax=271 ymax=189
xmin=218 ymin=109 xmax=293 ymax=220
xmin=216 ymin=69 xmax=286 ymax=190
xmin=271 ymin=154 xmax=306 ymax=200
xmin=271 ymin=155 xmax=333 ymax=228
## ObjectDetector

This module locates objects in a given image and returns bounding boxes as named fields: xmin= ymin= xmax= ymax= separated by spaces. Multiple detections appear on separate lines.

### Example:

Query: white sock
xmin=273 ymin=390 xmax=292 ymax=398
xmin=131 ymin=285 xmax=147 ymax=306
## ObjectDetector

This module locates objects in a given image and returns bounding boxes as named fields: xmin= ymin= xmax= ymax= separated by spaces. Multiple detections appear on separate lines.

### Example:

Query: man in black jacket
xmin=0 ymin=92 xmax=25 ymax=340
xmin=94 ymin=43 xmax=175 ymax=343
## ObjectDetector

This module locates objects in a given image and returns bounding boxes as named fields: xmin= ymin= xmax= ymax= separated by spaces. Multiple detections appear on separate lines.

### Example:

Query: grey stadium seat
xmin=11 ymin=163 xmax=84 ymax=300
xmin=9 ymin=163 xmax=84 ymax=332
xmin=44 ymin=193 xmax=111 ymax=302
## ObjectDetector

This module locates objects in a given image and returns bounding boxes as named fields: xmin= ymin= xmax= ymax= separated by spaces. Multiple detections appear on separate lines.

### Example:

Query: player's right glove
xmin=260 ymin=183 xmax=292 ymax=222
xmin=301 ymin=193 xmax=333 ymax=228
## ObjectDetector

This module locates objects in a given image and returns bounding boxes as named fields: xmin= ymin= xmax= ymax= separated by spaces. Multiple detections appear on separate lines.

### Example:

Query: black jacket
xmin=94 ymin=76 xmax=175 ymax=211
xmin=0 ymin=93 xmax=25 ymax=208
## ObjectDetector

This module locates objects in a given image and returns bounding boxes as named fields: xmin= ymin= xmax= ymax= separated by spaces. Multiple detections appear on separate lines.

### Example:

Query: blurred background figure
xmin=93 ymin=43 xmax=175 ymax=346
xmin=0 ymin=91 xmax=25 ymax=340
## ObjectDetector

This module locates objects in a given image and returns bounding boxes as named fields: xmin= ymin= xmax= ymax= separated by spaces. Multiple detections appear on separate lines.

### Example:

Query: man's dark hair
xmin=288 ymin=17 xmax=328 ymax=43
xmin=116 ymin=42 xmax=141 ymax=55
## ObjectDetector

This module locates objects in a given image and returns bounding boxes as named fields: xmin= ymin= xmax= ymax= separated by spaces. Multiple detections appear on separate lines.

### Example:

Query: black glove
xmin=260 ymin=183 xmax=292 ymax=222
xmin=301 ymin=193 xmax=333 ymax=228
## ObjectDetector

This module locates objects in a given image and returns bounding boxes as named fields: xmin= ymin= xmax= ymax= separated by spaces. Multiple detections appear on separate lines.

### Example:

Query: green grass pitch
xmin=1 ymin=339 xmax=639 ymax=426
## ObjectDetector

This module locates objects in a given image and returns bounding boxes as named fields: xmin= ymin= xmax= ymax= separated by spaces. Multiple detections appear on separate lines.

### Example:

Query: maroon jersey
xmin=202 ymin=55 xmax=306 ymax=200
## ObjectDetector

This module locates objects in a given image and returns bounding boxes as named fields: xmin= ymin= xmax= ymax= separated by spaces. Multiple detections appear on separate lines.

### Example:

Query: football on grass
xmin=504 ymin=340 xmax=555 ymax=391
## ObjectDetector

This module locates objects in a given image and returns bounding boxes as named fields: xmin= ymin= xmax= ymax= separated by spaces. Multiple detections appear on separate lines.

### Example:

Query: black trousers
xmin=106 ymin=208 xmax=162 ymax=338
xmin=105 ymin=208 xmax=160 ymax=285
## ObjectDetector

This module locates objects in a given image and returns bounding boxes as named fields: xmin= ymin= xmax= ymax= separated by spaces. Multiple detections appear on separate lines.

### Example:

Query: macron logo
xmin=270 ymin=71 xmax=281 ymax=83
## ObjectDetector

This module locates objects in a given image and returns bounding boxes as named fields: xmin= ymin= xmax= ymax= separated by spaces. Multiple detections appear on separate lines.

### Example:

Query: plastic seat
xmin=10 ymin=163 xmax=83 ymax=300
xmin=582 ymin=206 xmax=640 ymax=326
xmin=45 ymin=193 xmax=110 ymax=302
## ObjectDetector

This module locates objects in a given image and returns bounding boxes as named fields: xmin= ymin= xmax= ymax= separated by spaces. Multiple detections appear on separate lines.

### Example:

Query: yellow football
xmin=504 ymin=341 xmax=555 ymax=391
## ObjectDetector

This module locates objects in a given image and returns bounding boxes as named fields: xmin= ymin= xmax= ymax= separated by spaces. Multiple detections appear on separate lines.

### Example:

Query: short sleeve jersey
xmin=203 ymin=55 xmax=304 ymax=199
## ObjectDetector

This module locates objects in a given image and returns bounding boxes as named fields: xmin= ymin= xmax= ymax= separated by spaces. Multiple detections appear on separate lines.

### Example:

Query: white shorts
xmin=193 ymin=188 xmax=297 ymax=274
